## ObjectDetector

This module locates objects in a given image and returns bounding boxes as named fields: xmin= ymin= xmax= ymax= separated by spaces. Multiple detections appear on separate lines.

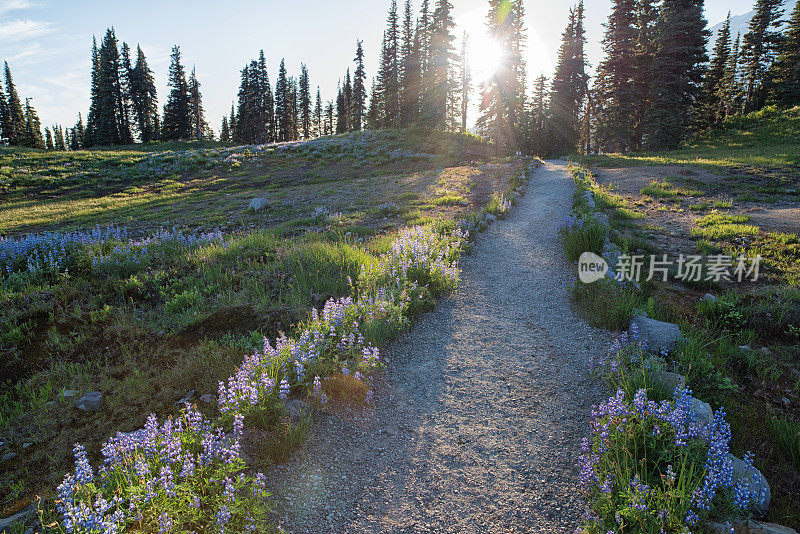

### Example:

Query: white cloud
xmin=0 ymin=18 xmax=52 ymax=42
xmin=0 ymin=0 xmax=35 ymax=14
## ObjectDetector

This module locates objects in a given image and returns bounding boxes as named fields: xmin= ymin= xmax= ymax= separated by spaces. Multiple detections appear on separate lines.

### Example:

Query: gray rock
xmin=602 ymin=242 xmax=622 ymax=271
xmin=485 ymin=213 xmax=498 ymax=223
xmin=701 ymin=293 xmax=718 ymax=303
xmin=760 ymin=347 xmax=772 ymax=356
xmin=175 ymin=390 xmax=195 ymax=405
xmin=0 ymin=504 xmax=36 ymax=532
xmin=593 ymin=212 xmax=610 ymax=229
xmin=690 ymin=397 xmax=713 ymax=426
xmin=199 ymin=393 xmax=216 ymax=403
xmin=248 ymin=198 xmax=270 ymax=211
xmin=629 ymin=316 xmax=684 ymax=352
xmin=60 ymin=389 xmax=78 ymax=399
xmin=739 ymin=345 xmax=753 ymax=352
xmin=284 ymin=398 xmax=310 ymax=420
xmin=730 ymin=454 xmax=771 ymax=518
xmin=458 ymin=200 xmax=469 ymax=206
xmin=1 ymin=451 xmax=17 ymax=463
xmin=653 ymin=370 xmax=686 ymax=392
xmin=587 ymin=197 xmax=596 ymax=209
xmin=74 ymin=391 xmax=103 ymax=412
xmin=706 ymin=520 xmax=798 ymax=534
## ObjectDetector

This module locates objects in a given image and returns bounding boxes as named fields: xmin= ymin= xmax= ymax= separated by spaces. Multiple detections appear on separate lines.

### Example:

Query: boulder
xmin=248 ymin=198 xmax=269 ymax=211
xmin=0 ymin=505 xmax=36 ymax=532
xmin=593 ymin=212 xmax=610 ymax=229
xmin=174 ymin=390 xmax=195 ymax=406
xmin=485 ymin=213 xmax=498 ymax=223
xmin=284 ymin=398 xmax=310 ymax=421
xmin=707 ymin=521 xmax=797 ymax=534
xmin=653 ymin=370 xmax=686 ymax=392
xmin=199 ymin=393 xmax=217 ymax=404
xmin=730 ymin=454 xmax=771 ymax=518
xmin=689 ymin=397 xmax=713 ymax=426
xmin=629 ymin=316 xmax=684 ymax=352
xmin=74 ymin=391 xmax=104 ymax=412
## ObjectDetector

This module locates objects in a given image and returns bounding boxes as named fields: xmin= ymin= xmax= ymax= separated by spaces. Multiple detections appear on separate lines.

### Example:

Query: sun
xmin=469 ymin=34 xmax=505 ymax=82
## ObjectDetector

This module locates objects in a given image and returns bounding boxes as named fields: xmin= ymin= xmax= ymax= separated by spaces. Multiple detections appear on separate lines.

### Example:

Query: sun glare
xmin=470 ymin=34 xmax=505 ymax=81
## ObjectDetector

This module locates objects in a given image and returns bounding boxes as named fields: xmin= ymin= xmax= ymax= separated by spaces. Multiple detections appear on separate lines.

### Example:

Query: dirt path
xmin=268 ymin=160 xmax=614 ymax=533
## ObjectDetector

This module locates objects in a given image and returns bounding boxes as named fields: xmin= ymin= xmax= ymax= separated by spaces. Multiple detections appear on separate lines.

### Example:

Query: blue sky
xmin=0 ymin=0 xmax=757 ymax=134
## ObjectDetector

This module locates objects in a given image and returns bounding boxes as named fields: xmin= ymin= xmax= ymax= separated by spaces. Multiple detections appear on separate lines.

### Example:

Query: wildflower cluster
xmin=486 ymin=191 xmax=513 ymax=219
xmin=580 ymin=387 xmax=766 ymax=533
xmin=57 ymin=407 xmax=272 ymax=533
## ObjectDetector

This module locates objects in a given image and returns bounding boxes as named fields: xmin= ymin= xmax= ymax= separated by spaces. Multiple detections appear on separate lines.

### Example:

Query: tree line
xmin=2 ymin=0 xmax=798 ymax=154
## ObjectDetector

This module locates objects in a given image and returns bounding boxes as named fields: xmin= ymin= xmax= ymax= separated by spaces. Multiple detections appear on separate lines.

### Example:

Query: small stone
xmin=701 ymin=293 xmax=718 ymax=303
xmin=593 ymin=212 xmax=610 ymax=229
xmin=1 ymin=451 xmax=17 ymax=463
xmin=61 ymin=389 xmax=78 ymax=399
xmin=22 ymin=442 xmax=33 ymax=449
xmin=739 ymin=345 xmax=752 ymax=352
xmin=284 ymin=398 xmax=310 ymax=420
xmin=629 ymin=316 xmax=684 ymax=352
xmin=781 ymin=397 xmax=791 ymax=408
xmin=248 ymin=198 xmax=269 ymax=211
xmin=729 ymin=454 xmax=770 ymax=518
xmin=458 ymin=200 xmax=469 ymax=206
xmin=74 ymin=391 xmax=104 ymax=412
xmin=199 ymin=393 xmax=216 ymax=403
xmin=0 ymin=504 xmax=36 ymax=532
xmin=175 ymin=390 xmax=195 ymax=405
xmin=654 ymin=371 xmax=686 ymax=392
xmin=760 ymin=347 xmax=772 ymax=356
xmin=689 ymin=397 xmax=713 ymax=426
xmin=485 ymin=213 xmax=497 ymax=223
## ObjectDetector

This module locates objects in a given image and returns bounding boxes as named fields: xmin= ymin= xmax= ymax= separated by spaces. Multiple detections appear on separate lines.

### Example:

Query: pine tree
xmin=229 ymin=104 xmax=237 ymax=138
xmin=377 ymin=1 xmax=401 ymax=127
xmin=459 ymin=32 xmax=471 ymax=132
xmin=422 ymin=0 xmax=456 ymax=129
xmin=257 ymin=51 xmax=275 ymax=143
xmin=353 ymin=41 xmax=367 ymax=131
xmin=290 ymin=77 xmax=299 ymax=140
xmin=643 ymin=0 xmax=708 ymax=150
xmin=55 ymin=125 xmax=66 ymax=150
xmin=71 ymin=114 xmax=84 ymax=149
xmin=721 ymin=33 xmax=743 ymax=118
xmin=477 ymin=0 xmax=528 ymax=146
xmin=741 ymin=0 xmax=786 ymax=112
xmin=3 ymin=62 xmax=27 ymax=145
xmin=0 ymin=84 xmax=7 ymax=142
xmin=315 ymin=87 xmax=323 ymax=136
xmin=699 ymin=12 xmax=732 ymax=127
xmin=220 ymin=117 xmax=230 ymax=142
xmin=366 ymin=77 xmax=382 ymax=129
xmin=299 ymin=64 xmax=311 ymax=138
xmin=528 ymin=73 xmax=549 ymax=154
xmin=84 ymin=37 xmax=100 ymax=147
xmin=45 ymin=127 xmax=53 ymax=150
xmin=549 ymin=2 xmax=588 ymax=154
xmin=275 ymin=59 xmax=291 ymax=141
xmin=770 ymin=0 xmax=800 ymax=106
xmin=22 ymin=98 xmax=44 ymax=148
xmin=325 ymin=100 xmax=335 ymax=134
xmin=85 ymin=29 xmax=127 ymax=146
xmin=129 ymin=45 xmax=158 ymax=142
xmin=399 ymin=0 xmax=421 ymax=126
xmin=188 ymin=67 xmax=209 ymax=140
xmin=162 ymin=46 xmax=192 ymax=140
xmin=631 ymin=0 xmax=659 ymax=150
xmin=118 ymin=42 xmax=134 ymax=144
xmin=594 ymin=0 xmax=638 ymax=152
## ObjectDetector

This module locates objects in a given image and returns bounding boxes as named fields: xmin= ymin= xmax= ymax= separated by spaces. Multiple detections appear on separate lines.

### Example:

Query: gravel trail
xmin=268 ymin=160 xmax=614 ymax=533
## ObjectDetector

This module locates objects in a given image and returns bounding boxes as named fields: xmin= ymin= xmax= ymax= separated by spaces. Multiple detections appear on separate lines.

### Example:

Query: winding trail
xmin=268 ymin=160 xmax=614 ymax=533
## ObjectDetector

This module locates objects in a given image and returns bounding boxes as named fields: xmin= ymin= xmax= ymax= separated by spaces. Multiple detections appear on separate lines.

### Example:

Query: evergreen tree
xmin=299 ymin=64 xmax=311 ymax=138
xmin=0 ymin=84 xmax=6 ymax=142
xmin=45 ymin=127 xmax=53 ymax=149
xmin=384 ymin=0 xmax=401 ymax=126
xmin=399 ymin=1 xmax=421 ymax=126
xmin=290 ymin=76 xmax=299 ymax=140
xmin=55 ymin=125 xmax=66 ymax=150
xmin=699 ymin=12 xmax=732 ymax=127
xmin=162 ymin=46 xmax=192 ymax=140
xmin=71 ymin=114 xmax=84 ymax=149
xmin=315 ymin=87 xmax=323 ymax=136
xmin=3 ymin=62 xmax=27 ymax=145
xmin=258 ymin=51 xmax=275 ymax=143
xmin=643 ymin=0 xmax=708 ymax=150
xmin=477 ymin=0 xmax=528 ymax=146
xmin=353 ymin=41 xmax=367 ymax=130
xmin=366 ymin=77 xmax=382 ymax=129
xmin=84 ymin=37 xmax=100 ymax=147
xmin=325 ymin=100 xmax=335 ymax=135
xmin=118 ymin=42 xmax=134 ymax=144
xmin=721 ymin=33 xmax=743 ymax=118
xmin=549 ymin=2 xmax=588 ymax=154
xmin=528 ymin=74 xmax=549 ymax=154
xmin=129 ymin=45 xmax=158 ymax=142
xmin=741 ymin=0 xmax=786 ymax=112
xmin=188 ymin=67 xmax=209 ymax=140
xmin=594 ymin=0 xmax=638 ymax=152
xmin=631 ymin=0 xmax=659 ymax=149
xmin=275 ymin=59 xmax=291 ymax=141
xmin=422 ymin=0 xmax=456 ymax=129
xmin=459 ymin=31 xmax=471 ymax=132
xmin=220 ymin=116 xmax=230 ymax=143
xmin=229 ymin=104 xmax=237 ymax=138
xmin=336 ymin=83 xmax=346 ymax=134
xmin=22 ymin=98 xmax=44 ymax=148
xmin=770 ymin=0 xmax=800 ymax=106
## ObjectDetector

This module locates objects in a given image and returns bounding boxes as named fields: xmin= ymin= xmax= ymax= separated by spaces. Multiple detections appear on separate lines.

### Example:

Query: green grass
xmin=431 ymin=193 xmax=467 ymax=206
xmin=690 ymin=210 xmax=760 ymax=240
xmin=640 ymin=180 xmax=703 ymax=198
xmin=770 ymin=416 xmax=800 ymax=469
xmin=573 ymin=105 xmax=800 ymax=172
